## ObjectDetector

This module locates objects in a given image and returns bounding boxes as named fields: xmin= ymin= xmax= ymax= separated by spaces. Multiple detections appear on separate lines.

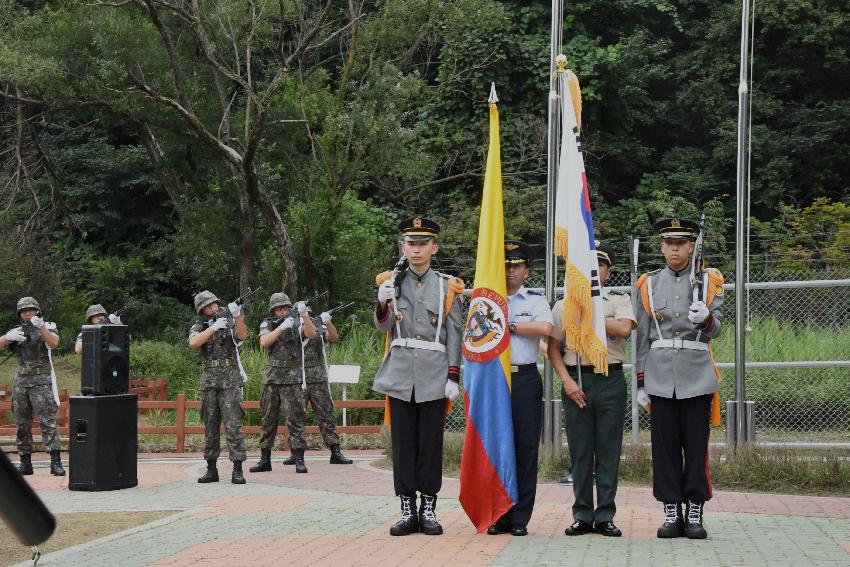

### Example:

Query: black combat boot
xmin=231 ymin=461 xmax=247 ymax=484
xmin=418 ymin=494 xmax=443 ymax=535
xmin=18 ymin=454 xmax=33 ymax=476
xmin=684 ymin=501 xmax=707 ymax=539
xmin=657 ymin=502 xmax=685 ymax=538
xmin=282 ymin=453 xmax=296 ymax=465
xmin=249 ymin=449 xmax=272 ymax=473
xmin=49 ymin=450 xmax=65 ymax=476
xmin=197 ymin=459 xmax=219 ymax=483
xmin=389 ymin=494 xmax=419 ymax=536
xmin=294 ymin=448 xmax=308 ymax=473
xmin=329 ymin=444 xmax=353 ymax=464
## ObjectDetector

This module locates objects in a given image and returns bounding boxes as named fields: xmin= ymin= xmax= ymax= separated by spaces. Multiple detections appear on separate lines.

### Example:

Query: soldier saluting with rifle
xmin=73 ymin=302 xmax=130 ymax=354
xmin=188 ymin=286 xmax=260 ymax=484
xmin=0 ymin=297 xmax=64 ymax=476
xmin=251 ymin=291 xmax=319 ymax=474
xmin=634 ymin=215 xmax=724 ymax=540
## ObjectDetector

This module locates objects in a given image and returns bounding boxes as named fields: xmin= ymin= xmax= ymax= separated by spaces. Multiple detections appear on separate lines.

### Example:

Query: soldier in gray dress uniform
xmin=374 ymin=217 xmax=463 ymax=536
xmin=188 ymin=290 xmax=250 ymax=484
xmin=250 ymin=292 xmax=316 ymax=474
xmin=634 ymin=218 xmax=724 ymax=539
xmin=0 ymin=297 xmax=64 ymax=476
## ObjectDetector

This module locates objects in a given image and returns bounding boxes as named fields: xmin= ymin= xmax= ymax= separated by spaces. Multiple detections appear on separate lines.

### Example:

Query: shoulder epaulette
xmin=527 ymin=289 xmax=544 ymax=296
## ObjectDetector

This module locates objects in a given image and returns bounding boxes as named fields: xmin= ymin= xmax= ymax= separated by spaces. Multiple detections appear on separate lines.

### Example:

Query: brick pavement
xmin=7 ymin=454 xmax=850 ymax=567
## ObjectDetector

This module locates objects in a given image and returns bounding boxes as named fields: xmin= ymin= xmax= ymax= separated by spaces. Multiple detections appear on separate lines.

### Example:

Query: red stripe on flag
xmin=459 ymin=393 xmax=515 ymax=532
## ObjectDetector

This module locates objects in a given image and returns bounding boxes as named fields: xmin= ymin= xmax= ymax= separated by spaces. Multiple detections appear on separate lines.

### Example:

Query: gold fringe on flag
xmin=563 ymin=263 xmax=608 ymax=375
xmin=565 ymin=69 xmax=582 ymax=132
xmin=554 ymin=227 xmax=568 ymax=259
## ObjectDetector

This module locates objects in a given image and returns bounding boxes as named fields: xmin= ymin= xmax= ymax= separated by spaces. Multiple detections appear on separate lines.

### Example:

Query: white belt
xmin=651 ymin=339 xmax=707 ymax=351
xmin=390 ymin=338 xmax=446 ymax=353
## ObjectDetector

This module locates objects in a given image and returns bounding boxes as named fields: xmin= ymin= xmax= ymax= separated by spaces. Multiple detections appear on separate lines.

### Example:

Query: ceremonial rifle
xmin=690 ymin=211 xmax=707 ymax=302
xmin=268 ymin=290 xmax=329 ymax=329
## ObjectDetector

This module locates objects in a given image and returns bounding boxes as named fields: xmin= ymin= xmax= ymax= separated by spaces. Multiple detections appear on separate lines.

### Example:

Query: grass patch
xmin=0 ymin=510 xmax=175 ymax=566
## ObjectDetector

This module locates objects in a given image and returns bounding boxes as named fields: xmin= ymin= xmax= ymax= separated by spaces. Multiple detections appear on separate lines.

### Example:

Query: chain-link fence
xmin=445 ymin=265 xmax=850 ymax=446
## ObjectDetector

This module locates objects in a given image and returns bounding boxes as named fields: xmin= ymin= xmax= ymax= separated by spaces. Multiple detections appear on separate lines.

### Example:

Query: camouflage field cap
xmin=16 ymin=296 xmax=41 ymax=317
xmin=194 ymin=290 xmax=221 ymax=314
xmin=268 ymin=292 xmax=292 ymax=314
xmin=85 ymin=304 xmax=108 ymax=323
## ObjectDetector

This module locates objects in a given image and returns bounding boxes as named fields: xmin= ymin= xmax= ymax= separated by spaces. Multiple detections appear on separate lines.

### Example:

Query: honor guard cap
xmin=504 ymin=240 xmax=534 ymax=264
xmin=595 ymin=240 xmax=614 ymax=266
xmin=653 ymin=217 xmax=699 ymax=241
xmin=399 ymin=217 xmax=440 ymax=242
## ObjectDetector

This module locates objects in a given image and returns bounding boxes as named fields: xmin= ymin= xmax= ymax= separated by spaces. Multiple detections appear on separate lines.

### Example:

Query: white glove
xmin=636 ymin=388 xmax=650 ymax=408
xmin=688 ymin=300 xmax=710 ymax=324
xmin=320 ymin=311 xmax=332 ymax=324
xmin=108 ymin=313 xmax=122 ymax=325
xmin=210 ymin=318 xmax=229 ymax=331
xmin=444 ymin=380 xmax=460 ymax=402
xmin=280 ymin=317 xmax=296 ymax=330
xmin=3 ymin=329 xmax=26 ymax=343
xmin=296 ymin=301 xmax=308 ymax=316
xmin=377 ymin=281 xmax=395 ymax=302
xmin=228 ymin=302 xmax=242 ymax=318
xmin=30 ymin=316 xmax=44 ymax=329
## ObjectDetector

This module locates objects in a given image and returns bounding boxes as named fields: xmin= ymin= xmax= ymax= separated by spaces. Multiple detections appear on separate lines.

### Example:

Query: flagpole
xmin=733 ymin=0 xmax=753 ymax=453
xmin=544 ymin=0 xmax=565 ymax=462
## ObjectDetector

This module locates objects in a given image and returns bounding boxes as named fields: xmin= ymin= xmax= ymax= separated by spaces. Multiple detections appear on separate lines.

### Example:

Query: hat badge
xmin=413 ymin=218 xmax=422 ymax=228
xmin=671 ymin=219 xmax=681 ymax=228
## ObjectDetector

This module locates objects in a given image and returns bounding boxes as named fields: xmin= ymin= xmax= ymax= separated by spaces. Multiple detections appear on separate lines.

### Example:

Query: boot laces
xmin=664 ymin=503 xmax=679 ymax=523
xmin=400 ymin=496 xmax=414 ymax=520
xmin=687 ymin=501 xmax=702 ymax=524
xmin=421 ymin=496 xmax=436 ymax=522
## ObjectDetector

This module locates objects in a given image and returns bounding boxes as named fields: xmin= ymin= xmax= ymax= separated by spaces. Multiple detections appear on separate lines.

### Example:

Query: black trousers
xmin=497 ymin=366 xmax=542 ymax=529
xmin=389 ymin=390 xmax=445 ymax=496
xmin=650 ymin=393 xmax=713 ymax=503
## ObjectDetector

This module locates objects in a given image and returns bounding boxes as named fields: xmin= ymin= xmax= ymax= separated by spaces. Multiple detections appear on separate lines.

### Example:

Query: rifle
xmin=233 ymin=286 xmax=263 ymax=306
xmin=690 ymin=211 xmax=707 ymax=301
xmin=324 ymin=301 xmax=356 ymax=317
xmin=113 ymin=300 xmax=137 ymax=319
xmin=268 ymin=290 xmax=329 ymax=329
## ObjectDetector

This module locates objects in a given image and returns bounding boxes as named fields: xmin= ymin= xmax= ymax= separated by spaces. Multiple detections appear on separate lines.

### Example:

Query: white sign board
xmin=328 ymin=364 xmax=361 ymax=384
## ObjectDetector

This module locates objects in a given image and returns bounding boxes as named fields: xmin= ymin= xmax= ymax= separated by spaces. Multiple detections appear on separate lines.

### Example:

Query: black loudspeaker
xmin=69 ymin=394 xmax=138 ymax=491
xmin=81 ymin=324 xmax=130 ymax=395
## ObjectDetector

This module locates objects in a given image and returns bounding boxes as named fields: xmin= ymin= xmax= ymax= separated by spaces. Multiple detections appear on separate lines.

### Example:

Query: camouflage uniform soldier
xmin=0 ymin=297 xmax=64 ymax=476
xmin=74 ymin=304 xmax=122 ymax=354
xmin=250 ymin=293 xmax=316 ymax=474
xmin=188 ymin=290 xmax=249 ymax=484
xmin=300 ymin=308 xmax=353 ymax=465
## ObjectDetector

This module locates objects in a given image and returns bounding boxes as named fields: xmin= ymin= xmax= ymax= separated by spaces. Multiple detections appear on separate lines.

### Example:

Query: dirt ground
xmin=0 ymin=510 xmax=174 ymax=567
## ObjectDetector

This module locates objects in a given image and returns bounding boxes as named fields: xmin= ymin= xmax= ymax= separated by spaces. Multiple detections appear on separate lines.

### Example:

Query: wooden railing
xmin=0 ymin=384 xmax=385 ymax=453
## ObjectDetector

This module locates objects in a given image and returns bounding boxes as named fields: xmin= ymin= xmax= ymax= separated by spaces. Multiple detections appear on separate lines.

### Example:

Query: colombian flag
xmin=459 ymin=85 xmax=518 ymax=532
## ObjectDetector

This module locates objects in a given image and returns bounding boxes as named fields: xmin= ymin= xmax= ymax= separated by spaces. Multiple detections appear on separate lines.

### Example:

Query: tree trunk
xmin=233 ymin=168 xmax=255 ymax=295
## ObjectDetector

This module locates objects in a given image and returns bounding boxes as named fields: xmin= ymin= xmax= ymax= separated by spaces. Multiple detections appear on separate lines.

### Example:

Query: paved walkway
xmin=10 ymin=452 xmax=850 ymax=566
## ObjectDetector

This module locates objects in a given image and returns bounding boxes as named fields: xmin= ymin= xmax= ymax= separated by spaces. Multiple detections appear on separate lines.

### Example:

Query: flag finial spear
xmin=555 ymin=54 xmax=568 ymax=71
xmin=488 ymin=82 xmax=499 ymax=104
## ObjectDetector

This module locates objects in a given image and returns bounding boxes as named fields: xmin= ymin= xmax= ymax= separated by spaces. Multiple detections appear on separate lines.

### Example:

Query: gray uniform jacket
xmin=373 ymin=268 xmax=463 ymax=403
xmin=635 ymin=267 xmax=724 ymax=399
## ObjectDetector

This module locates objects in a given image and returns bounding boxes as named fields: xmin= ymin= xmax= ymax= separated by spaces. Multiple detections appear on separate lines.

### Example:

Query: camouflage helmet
xmin=16 ymin=296 xmax=41 ymax=317
xmin=193 ymin=290 xmax=221 ymax=314
xmin=85 ymin=304 xmax=108 ymax=323
xmin=268 ymin=292 xmax=292 ymax=314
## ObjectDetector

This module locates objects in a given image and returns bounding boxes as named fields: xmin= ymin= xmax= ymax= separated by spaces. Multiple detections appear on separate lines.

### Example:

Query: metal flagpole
xmin=733 ymin=0 xmax=753 ymax=453
xmin=544 ymin=0 xmax=565 ymax=461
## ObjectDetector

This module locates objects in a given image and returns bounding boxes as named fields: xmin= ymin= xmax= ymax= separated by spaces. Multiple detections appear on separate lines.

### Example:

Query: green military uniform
xmin=3 ymin=297 xmax=64 ymax=476
xmin=188 ymin=294 xmax=247 ymax=467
